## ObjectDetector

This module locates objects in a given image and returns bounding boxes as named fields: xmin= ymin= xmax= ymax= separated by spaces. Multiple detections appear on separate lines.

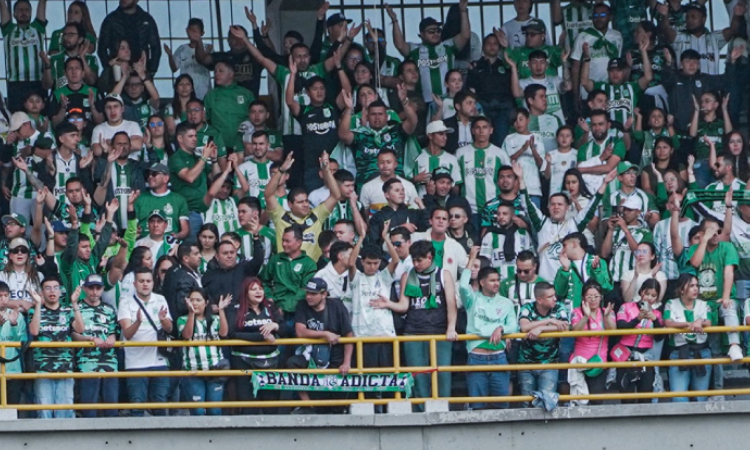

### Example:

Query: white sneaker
xmin=728 ymin=345 xmax=744 ymax=362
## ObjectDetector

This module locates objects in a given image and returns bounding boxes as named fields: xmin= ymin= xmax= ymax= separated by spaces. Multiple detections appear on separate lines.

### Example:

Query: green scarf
xmin=582 ymin=27 xmax=619 ymax=59
xmin=352 ymin=123 xmax=396 ymax=148
xmin=404 ymin=263 xmax=439 ymax=309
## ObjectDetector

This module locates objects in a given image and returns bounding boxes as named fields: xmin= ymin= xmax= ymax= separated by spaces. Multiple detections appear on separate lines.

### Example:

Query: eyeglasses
xmin=450 ymin=214 xmax=465 ymax=219
xmin=424 ymin=28 xmax=442 ymax=34
xmin=517 ymin=269 xmax=533 ymax=275
xmin=149 ymin=121 xmax=164 ymax=128
xmin=43 ymin=286 xmax=61 ymax=291
xmin=187 ymin=107 xmax=203 ymax=113
xmin=62 ymin=32 xmax=78 ymax=37
xmin=592 ymin=12 xmax=608 ymax=17
xmin=126 ymin=82 xmax=144 ymax=88
xmin=9 ymin=247 xmax=29 ymax=254
xmin=347 ymin=56 xmax=363 ymax=62
xmin=68 ymin=117 xmax=84 ymax=123
xmin=585 ymin=295 xmax=602 ymax=300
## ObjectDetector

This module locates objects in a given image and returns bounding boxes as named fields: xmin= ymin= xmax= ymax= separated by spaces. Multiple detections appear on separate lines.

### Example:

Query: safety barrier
xmin=2 ymin=326 xmax=749 ymax=411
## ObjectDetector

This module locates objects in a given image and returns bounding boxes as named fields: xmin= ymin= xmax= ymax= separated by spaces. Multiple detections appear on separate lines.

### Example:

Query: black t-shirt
xmin=211 ymin=51 xmax=264 ymax=97
xmin=294 ymin=297 xmax=352 ymax=366
xmin=294 ymin=103 xmax=340 ymax=161
xmin=404 ymin=270 xmax=448 ymax=335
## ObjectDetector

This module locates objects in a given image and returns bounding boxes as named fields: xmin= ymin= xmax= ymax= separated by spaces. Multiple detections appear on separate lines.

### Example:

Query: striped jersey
xmin=408 ymin=39 xmax=458 ymax=103
xmin=608 ymin=224 xmax=653 ymax=282
xmin=237 ymin=226 xmax=275 ymax=265
xmin=593 ymin=81 xmax=643 ymax=126
xmin=562 ymin=2 xmax=593 ymax=50
xmin=51 ymin=151 xmax=79 ymax=203
xmin=602 ymin=188 xmax=657 ymax=219
xmin=456 ymin=143 xmax=511 ymax=213
xmin=10 ymin=154 xmax=41 ymax=199
xmin=111 ymin=161 xmax=133 ymax=229
xmin=203 ymin=197 xmax=239 ymax=237
xmin=411 ymin=149 xmax=462 ymax=197
xmin=501 ymin=132 xmax=546 ymax=196
xmin=2 ymin=19 xmax=46 ymax=83
xmin=176 ymin=316 xmax=221 ymax=371
xmin=235 ymin=159 xmax=272 ymax=208
xmin=499 ymin=275 xmax=545 ymax=317
xmin=480 ymin=228 xmax=533 ymax=281
xmin=272 ymin=63 xmax=327 ymax=135
xmin=519 ymin=75 xmax=565 ymax=122
xmin=673 ymin=30 xmax=727 ymax=75
xmin=324 ymin=199 xmax=364 ymax=231
xmin=704 ymin=178 xmax=746 ymax=216
xmin=729 ymin=215 xmax=750 ymax=279
xmin=653 ymin=217 xmax=698 ymax=280
xmin=48 ymin=52 xmax=99 ymax=90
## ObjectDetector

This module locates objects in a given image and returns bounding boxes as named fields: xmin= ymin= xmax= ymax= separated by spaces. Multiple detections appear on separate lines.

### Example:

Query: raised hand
xmin=318 ymin=1 xmax=330 ymax=20
xmin=70 ymin=286 xmax=81 ymax=307
xmin=158 ymin=306 xmax=169 ymax=321
xmin=105 ymin=198 xmax=120 ymax=215
xmin=163 ymin=43 xmax=172 ymax=56
xmin=281 ymin=151 xmax=294 ymax=172
xmin=184 ymin=297 xmax=196 ymax=313
xmin=385 ymin=4 xmax=397 ymax=21
xmin=244 ymin=6 xmax=257 ymax=26
xmin=218 ymin=294 xmax=233 ymax=310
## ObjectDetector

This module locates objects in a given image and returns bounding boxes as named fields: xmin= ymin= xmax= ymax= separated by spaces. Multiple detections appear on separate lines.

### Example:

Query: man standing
xmin=162 ymin=243 xmax=203 ymax=320
xmin=43 ymin=22 xmax=98 ymax=91
xmin=360 ymin=149 xmax=421 ymax=216
xmin=98 ymin=0 xmax=161 ymax=76
xmin=576 ymin=110 xmax=626 ymax=190
xmin=600 ymin=196 xmax=653 ymax=287
xmin=0 ymin=0 xmax=47 ymax=112
xmin=134 ymin=210 xmax=178 ymax=264
xmin=91 ymin=95 xmax=144 ymax=157
xmin=202 ymin=239 xmax=264 ymax=311
xmin=444 ymin=91 xmax=480 ymax=154
xmin=134 ymin=163 xmax=190 ymax=239
xmin=367 ymin=178 xmax=428 ymax=249
xmin=411 ymin=121 xmax=462 ymax=197
xmin=117 ymin=267 xmax=173 ymax=417
xmin=602 ymin=162 xmax=659 ymax=225
xmin=235 ymin=130 xmax=274 ymax=208
xmin=555 ymin=232 xmax=613 ymax=313
xmin=570 ymin=3 xmax=622 ymax=100
xmin=411 ymin=207 xmax=468 ymax=283
xmin=203 ymin=59 xmax=255 ymax=153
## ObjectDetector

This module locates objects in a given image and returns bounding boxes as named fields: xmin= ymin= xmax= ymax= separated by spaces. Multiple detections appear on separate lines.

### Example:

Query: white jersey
xmin=519 ymin=75 xmax=565 ymax=122
xmin=0 ymin=270 xmax=42 ymax=305
xmin=118 ymin=293 xmax=172 ymax=369
xmin=411 ymin=149 xmax=462 ymax=197
xmin=172 ymin=43 xmax=212 ymax=99
xmin=91 ymin=120 xmax=143 ymax=161
xmin=350 ymin=270 xmax=396 ymax=337
xmin=203 ymin=198 xmax=240 ymax=237
xmin=135 ymin=236 xmax=178 ymax=267
xmin=571 ymin=28 xmax=623 ymax=93
xmin=501 ymin=133 xmax=546 ymax=196
xmin=544 ymin=148 xmax=578 ymax=196
xmin=315 ymin=262 xmax=351 ymax=310
xmin=672 ymin=30 xmax=727 ymax=75
xmin=480 ymin=229 xmax=534 ymax=281
xmin=360 ymin=176 xmax=420 ymax=216
xmin=501 ymin=17 xmax=553 ymax=49
xmin=235 ymin=159 xmax=272 ymax=201
xmin=652 ymin=218 xmax=696 ymax=281
xmin=456 ymin=143 xmax=511 ymax=213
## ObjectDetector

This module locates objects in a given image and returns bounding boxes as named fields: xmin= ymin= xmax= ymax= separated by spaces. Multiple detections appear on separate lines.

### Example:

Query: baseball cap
xmin=34 ymin=136 xmax=55 ymax=150
xmin=608 ymin=57 xmax=629 ymax=71
xmin=621 ymin=196 xmax=643 ymax=211
xmin=2 ymin=213 xmax=27 ymax=228
xmin=419 ymin=17 xmax=442 ymax=33
xmin=148 ymin=209 xmax=167 ymax=221
xmin=8 ymin=237 xmax=29 ymax=250
xmin=326 ymin=13 xmax=352 ymax=28
xmin=9 ymin=111 xmax=31 ymax=132
xmin=522 ymin=19 xmax=546 ymax=34
xmin=617 ymin=161 xmax=639 ymax=175
xmin=432 ymin=167 xmax=453 ymax=182
xmin=104 ymin=94 xmax=124 ymax=105
xmin=83 ymin=274 xmax=104 ymax=287
xmin=149 ymin=163 xmax=169 ymax=175
xmin=685 ymin=2 xmax=707 ymax=15
xmin=305 ymin=277 xmax=328 ymax=293
xmin=426 ymin=120 xmax=455 ymax=135
xmin=52 ymin=220 xmax=70 ymax=233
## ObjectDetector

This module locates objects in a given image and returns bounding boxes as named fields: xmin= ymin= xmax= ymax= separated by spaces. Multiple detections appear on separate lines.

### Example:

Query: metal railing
xmin=2 ymin=326 xmax=749 ymax=411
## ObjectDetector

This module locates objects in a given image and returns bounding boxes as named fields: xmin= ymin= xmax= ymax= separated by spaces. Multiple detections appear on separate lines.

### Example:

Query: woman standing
xmin=664 ymin=274 xmax=712 ymax=402
xmin=1 ymin=237 xmax=46 ymax=312
xmin=164 ymin=74 xmax=196 ymax=136
xmin=620 ymin=242 xmax=668 ymax=305
xmin=562 ymin=168 xmax=597 ymax=244
xmin=48 ymin=1 xmax=97 ymax=55
xmin=197 ymin=224 xmax=220 ymax=275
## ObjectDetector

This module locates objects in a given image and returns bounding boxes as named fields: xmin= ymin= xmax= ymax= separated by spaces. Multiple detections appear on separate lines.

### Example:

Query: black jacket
xmin=366 ymin=204 xmax=428 ymax=248
xmin=162 ymin=264 xmax=202 ymax=320
xmin=202 ymin=238 xmax=264 ymax=305
xmin=467 ymin=56 xmax=514 ymax=107
xmin=98 ymin=6 xmax=162 ymax=75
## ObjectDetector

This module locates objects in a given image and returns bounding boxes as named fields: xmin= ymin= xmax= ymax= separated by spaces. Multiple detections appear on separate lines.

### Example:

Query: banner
xmin=252 ymin=371 xmax=414 ymax=398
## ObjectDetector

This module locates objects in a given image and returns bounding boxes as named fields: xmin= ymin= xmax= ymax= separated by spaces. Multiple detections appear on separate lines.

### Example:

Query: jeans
xmin=182 ymin=376 xmax=224 ymax=416
xmin=34 ymin=378 xmax=74 ymax=419
xmin=187 ymin=211 xmax=204 ymax=243
xmin=558 ymin=338 xmax=575 ymax=383
xmin=126 ymin=366 xmax=170 ymax=416
xmin=668 ymin=348 xmax=712 ymax=402
xmin=466 ymin=352 xmax=510 ymax=409
xmin=403 ymin=339 xmax=452 ymax=411
xmin=78 ymin=377 xmax=120 ymax=418
xmin=518 ymin=369 xmax=559 ymax=407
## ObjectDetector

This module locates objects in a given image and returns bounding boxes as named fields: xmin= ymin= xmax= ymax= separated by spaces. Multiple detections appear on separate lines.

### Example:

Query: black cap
xmin=522 ymin=18 xmax=546 ymax=34
xmin=149 ymin=163 xmax=169 ymax=174
xmin=685 ymin=2 xmax=707 ymax=15
xmin=34 ymin=136 xmax=54 ymax=150
xmin=83 ymin=274 xmax=104 ymax=287
xmin=305 ymin=277 xmax=328 ymax=292
xmin=431 ymin=167 xmax=453 ymax=182
xmin=607 ymin=57 xmax=629 ymax=70
xmin=326 ymin=13 xmax=352 ymax=28
xmin=419 ymin=17 xmax=442 ymax=33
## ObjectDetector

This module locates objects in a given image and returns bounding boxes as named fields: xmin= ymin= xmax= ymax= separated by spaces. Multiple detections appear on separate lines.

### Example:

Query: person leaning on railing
xmin=569 ymin=281 xmax=616 ymax=405
xmin=615 ymin=279 xmax=664 ymax=403
xmin=0 ymin=281 xmax=27 ymax=407
xmin=663 ymin=273 xmax=712 ymax=402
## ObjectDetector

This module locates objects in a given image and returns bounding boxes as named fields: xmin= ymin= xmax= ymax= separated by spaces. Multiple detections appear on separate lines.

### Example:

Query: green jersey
xmin=273 ymin=62 xmax=327 ymax=135
xmin=632 ymin=129 xmax=677 ymax=168
xmin=10 ymin=154 xmax=42 ymax=199
xmin=77 ymin=301 xmax=118 ymax=372
xmin=411 ymin=149 xmax=462 ymax=197
xmin=506 ymin=45 xmax=563 ymax=80
xmin=324 ymin=199 xmax=363 ymax=231
xmin=51 ymin=84 xmax=98 ymax=122
xmin=694 ymin=119 xmax=724 ymax=160
xmin=237 ymin=226 xmax=275 ymax=265
xmin=204 ymin=197 xmax=240 ymax=237
xmin=204 ymin=83 xmax=255 ymax=150
xmin=177 ymin=315 xmax=222 ymax=371
xmin=169 ymin=149 xmax=209 ymax=213
xmin=609 ymin=224 xmax=653 ymax=282
xmin=2 ymin=19 xmax=46 ymax=82
xmin=48 ymin=28 xmax=96 ymax=54
xmin=561 ymin=2 xmax=594 ymax=50
xmin=29 ymin=305 xmax=75 ymax=373
xmin=602 ymin=188 xmax=657 ymax=219
xmin=577 ymin=136 xmax=627 ymax=162
xmin=351 ymin=123 xmax=408 ymax=190
xmin=686 ymin=242 xmax=739 ymax=302
xmin=499 ymin=275 xmax=546 ymax=315
xmin=518 ymin=302 xmax=570 ymax=363
xmin=48 ymin=52 xmax=99 ymax=89
xmin=408 ymin=39 xmax=459 ymax=103
xmin=457 ymin=144 xmax=510 ymax=214
xmin=195 ymin=123 xmax=227 ymax=159
xmin=236 ymin=159 xmax=272 ymax=208
xmin=261 ymin=251 xmax=318 ymax=313
xmin=611 ymin=0 xmax=648 ymax=51
xmin=135 ymin=190 xmax=190 ymax=238
xmin=593 ymin=81 xmax=643 ymax=127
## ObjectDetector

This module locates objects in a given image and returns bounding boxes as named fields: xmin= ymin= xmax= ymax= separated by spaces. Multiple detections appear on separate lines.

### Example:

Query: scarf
xmin=582 ymin=27 xmax=619 ymax=59
xmin=404 ymin=263 xmax=439 ymax=309
xmin=352 ymin=123 xmax=395 ymax=148
xmin=487 ymin=224 xmax=519 ymax=262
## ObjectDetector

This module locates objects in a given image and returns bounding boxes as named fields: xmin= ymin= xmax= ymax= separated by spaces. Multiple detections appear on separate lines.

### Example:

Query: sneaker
xmin=290 ymin=407 xmax=316 ymax=415
xmin=708 ymin=395 xmax=726 ymax=402
xmin=729 ymin=345 xmax=744 ymax=362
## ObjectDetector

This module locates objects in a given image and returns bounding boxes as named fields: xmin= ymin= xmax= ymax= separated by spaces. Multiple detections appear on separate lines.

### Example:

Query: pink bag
xmin=610 ymin=343 xmax=632 ymax=362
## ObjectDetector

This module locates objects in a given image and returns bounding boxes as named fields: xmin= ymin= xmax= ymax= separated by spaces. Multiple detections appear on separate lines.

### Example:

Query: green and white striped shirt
xmin=456 ymin=143 xmax=511 ymax=213
xmin=608 ymin=224 xmax=653 ymax=282
xmin=235 ymin=159 xmax=272 ymax=208
xmin=408 ymin=39 xmax=458 ymax=103
xmin=177 ymin=316 xmax=221 ymax=371
xmin=480 ymin=228 xmax=534 ymax=282
xmin=2 ymin=19 xmax=46 ymax=83
xmin=272 ymin=63 xmax=327 ymax=135
xmin=653 ymin=217 xmax=697 ymax=280
xmin=203 ymin=198 xmax=239 ymax=237
xmin=411 ymin=149 xmax=462 ymax=197
xmin=51 ymin=151 xmax=79 ymax=203
xmin=562 ymin=2 xmax=593 ymax=50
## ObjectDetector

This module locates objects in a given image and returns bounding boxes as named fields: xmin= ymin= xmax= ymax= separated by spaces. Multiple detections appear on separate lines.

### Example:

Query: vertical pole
xmin=356 ymin=340 xmax=364 ymax=401
xmin=215 ymin=0 xmax=225 ymax=52
xmin=393 ymin=339 xmax=401 ymax=400
xmin=1 ymin=344 xmax=7 ymax=407
xmin=430 ymin=338 xmax=438 ymax=399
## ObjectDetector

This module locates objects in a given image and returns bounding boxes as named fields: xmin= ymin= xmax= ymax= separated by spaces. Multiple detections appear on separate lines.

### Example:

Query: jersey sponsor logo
xmin=465 ymin=166 xmax=492 ymax=177
xmin=306 ymin=120 xmax=336 ymax=134
xmin=303 ymin=231 xmax=315 ymax=243
xmin=9 ymin=37 xmax=41 ymax=46
xmin=54 ymin=186 xmax=67 ymax=197
xmin=40 ymin=324 xmax=69 ymax=333
xmin=163 ymin=203 xmax=174 ymax=215
xmin=9 ymin=289 xmax=28 ymax=299
xmin=211 ymin=214 xmax=235 ymax=223
xmin=114 ymin=187 xmax=131 ymax=196
xmin=237 ymin=95 xmax=246 ymax=105
xmin=244 ymin=318 xmax=273 ymax=327
xmin=417 ymin=54 xmax=449 ymax=69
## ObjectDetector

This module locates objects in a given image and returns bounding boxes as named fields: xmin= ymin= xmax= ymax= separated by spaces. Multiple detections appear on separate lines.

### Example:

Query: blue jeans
xmin=518 ymin=369 xmax=559 ymax=407
xmin=182 ymin=376 xmax=224 ymax=416
xmin=466 ymin=352 xmax=510 ymax=409
xmin=78 ymin=377 xmax=119 ymax=418
xmin=34 ymin=378 xmax=74 ymax=419
xmin=187 ymin=211 xmax=204 ymax=243
xmin=126 ymin=366 xmax=170 ymax=416
xmin=558 ymin=337 xmax=575 ymax=383
xmin=403 ymin=339 xmax=452 ymax=411
xmin=668 ymin=348 xmax=712 ymax=402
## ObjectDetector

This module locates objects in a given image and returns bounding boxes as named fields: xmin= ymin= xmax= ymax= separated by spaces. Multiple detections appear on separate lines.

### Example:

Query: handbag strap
xmin=133 ymin=295 xmax=160 ymax=334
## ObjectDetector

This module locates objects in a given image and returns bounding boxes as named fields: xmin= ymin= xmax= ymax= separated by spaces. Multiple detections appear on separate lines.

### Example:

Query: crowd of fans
xmin=0 ymin=0 xmax=749 ymax=418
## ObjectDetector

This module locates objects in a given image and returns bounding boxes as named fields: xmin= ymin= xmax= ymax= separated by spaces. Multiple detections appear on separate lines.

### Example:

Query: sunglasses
xmin=450 ymin=214 xmax=465 ymax=219
xmin=149 ymin=121 xmax=164 ymax=127
xmin=366 ymin=37 xmax=385 ymax=43
xmin=517 ymin=269 xmax=533 ymax=275
xmin=10 ymin=247 xmax=29 ymax=254
xmin=392 ymin=241 xmax=404 ymax=247
xmin=592 ymin=12 xmax=608 ymax=17
xmin=147 ymin=171 xmax=163 ymax=178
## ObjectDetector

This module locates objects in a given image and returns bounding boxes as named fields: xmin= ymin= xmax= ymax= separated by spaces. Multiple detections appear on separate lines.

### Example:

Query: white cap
xmin=425 ymin=120 xmax=454 ymax=135
xmin=621 ymin=196 xmax=643 ymax=211
xmin=9 ymin=111 xmax=31 ymax=132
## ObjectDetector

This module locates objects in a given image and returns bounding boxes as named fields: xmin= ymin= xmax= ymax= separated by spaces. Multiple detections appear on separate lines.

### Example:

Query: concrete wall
xmin=1 ymin=400 xmax=748 ymax=450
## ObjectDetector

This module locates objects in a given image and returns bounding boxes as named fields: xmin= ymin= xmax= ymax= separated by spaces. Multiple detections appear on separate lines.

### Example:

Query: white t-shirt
xmin=501 ymin=132 xmax=546 ymax=196
xmin=91 ymin=120 xmax=143 ymax=160
xmin=172 ymin=43 xmax=212 ymax=99
xmin=571 ymin=28 xmax=623 ymax=94
xmin=315 ymin=262 xmax=351 ymax=311
xmin=621 ymin=269 xmax=667 ymax=304
xmin=308 ymin=186 xmax=329 ymax=207
xmin=544 ymin=148 xmax=578 ymax=196
xmin=350 ymin=270 xmax=395 ymax=337
xmin=360 ymin=176 xmax=420 ymax=216
xmin=501 ymin=17 xmax=553 ymax=49
xmin=117 ymin=293 xmax=172 ymax=370
xmin=519 ymin=75 xmax=565 ymax=122
xmin=392 ymin=256 xmax=414 ymax=298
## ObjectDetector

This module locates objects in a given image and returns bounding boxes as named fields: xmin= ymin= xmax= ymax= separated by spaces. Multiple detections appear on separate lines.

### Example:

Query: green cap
xmin=617 ymin=161 xmax=639 ymax=176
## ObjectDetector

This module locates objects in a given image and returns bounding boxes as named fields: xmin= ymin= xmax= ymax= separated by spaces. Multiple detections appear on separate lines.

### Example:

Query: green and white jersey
xmin=10 ymin=154 xmax=41 ymax=199
xmin=111 ymin=161 xmax=133 ymax=228
xmin=519 ymin=75 xmax=565 ymax=122
xmin=499 ymin=275 xmax=546 ymax=317
xmin=562 ymin=2 xmax=594 ymax=50
xmin=29 ymin=304 xmax=75 ymax=373
xmin=608 ymin=224 xmax=653 ymax=282
xmin=502 ymin=132 xmax=546 ymax=197
xmin=730 ymin=215 xmax=750 ymax=280
xmin=632 ymin=128 xmax=673 ymax=168
xmin=664 ymin=298 xmax=709 ymax=346
xmin=577 ymin=135 xmax=627 ymax=162
xmin=135 ymin=235 xmax=179 ymax=263
xmin=593 ymin=81 xmax=643 ymax=127
xmin=479 ymin=228 xmax=534 ymax=282
xmin=456 ymin=143 xmax=511 ymax=213
xmin=48 ymin=52 xmax=99 ymax=89
xmin=77 ymin=301 xmax=118 ymax=373
xmin=236 ymin=159 xmax=272 ymax=208
xmin=528 ymin=114 xmax=562 ymax=156
xmin=51 ymin=151 xmax=79 ymax=203
xmin=704 ymin=178 xmax=746 ymax=217
xmin=571 ymin=28 xmax=623 ymax=85
xmin=273 ymin=62 xmax=327 ymax=135
xmin=694 ymin=119 xmax=725 ymax=160
xmin=135 ymin=190 xmax=190 ymax=238
xmin=408 ymin=39 xmax=459 ymax=103
xmin=324 ymin=199 xmax=363 ymax=231
xmin=411 ymin=149 xmax=462 ymax=197
xmin=653 ymin=217 xmax=698 ymax=280
xmin=177 ymin=315 xmax=221 ymax=371
xmin=237 ymin=226 xmax=275 ymax=265
xmin=602 ymin=188 xmax=657 ymax=219
xmin=1 ymin=19 xmax=46 ymax=83
xmin=506 ymin=45 xmax=564 ymax=80
xmin=204 ymin=197 xmax=239 ymax=237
